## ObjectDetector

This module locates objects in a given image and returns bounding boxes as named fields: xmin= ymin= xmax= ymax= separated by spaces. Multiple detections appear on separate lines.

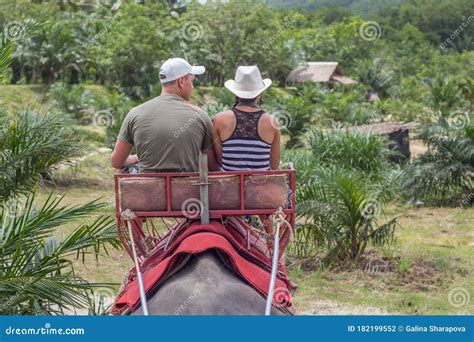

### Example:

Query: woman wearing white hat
xmin=213 ymin=65 xmax=281 ymax=173
xmin=213 ymin=66 xmax=281 ymax=235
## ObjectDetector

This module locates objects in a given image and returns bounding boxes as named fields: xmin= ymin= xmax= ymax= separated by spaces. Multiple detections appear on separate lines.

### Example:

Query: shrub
xmin=0 ymin=109 xmax=78 ymax=200
xmin=104 ymin=92 xmax=133 ymax=149
xmin=48 ymin=83 xmax=109 ymax=124
xmin=305 ymin=127 xmax=397 ymax=177
xmin=290 ymin=166 xmax=400 ymax=264
xmin=403 ymin=135 xmax=474 ymax=201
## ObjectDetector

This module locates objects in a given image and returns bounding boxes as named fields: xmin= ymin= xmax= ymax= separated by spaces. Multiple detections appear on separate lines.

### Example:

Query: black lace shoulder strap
xmin=229 ymin=107 xmax=265 ymax=140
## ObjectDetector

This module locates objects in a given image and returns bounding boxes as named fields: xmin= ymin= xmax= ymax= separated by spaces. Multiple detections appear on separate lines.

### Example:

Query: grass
xmin=0 ymin=84 xmax=49 ymax=113
xmin=289 ymin=203 xmax=474 ymax=315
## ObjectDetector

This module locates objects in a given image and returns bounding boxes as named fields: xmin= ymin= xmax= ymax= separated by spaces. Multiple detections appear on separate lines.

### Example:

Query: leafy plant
xmin=305 ymin=127 xmax=397 ymax=177
xmin=104 ymin=92 xmax=132 ymax=149
xmin=47 ymin=83 xmax=109 ymax=124
xmin=0 ymin=193 xmax=120 ymax=315
xmin=403 ymin=135 xmax=474 ymax=201
xmin=0 ymin=110 xmax=78 ymax=201
xmin=291 ymin=166 xmax=399 ymax=264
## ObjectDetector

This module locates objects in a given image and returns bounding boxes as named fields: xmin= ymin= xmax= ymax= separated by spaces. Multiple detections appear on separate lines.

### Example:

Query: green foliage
xmin=305 ymin=127 xmax=396 ymax=176
xmin=47 ymin=83 xmax=109 ymax=123
xmin=402 ymin=73 xmax=474 ymax=202
xmin=291 ymin=165 xmax=399 ymax=264
xmin=0 ymin=36 xmax=14 ymax=82
xmin=355 ymin=58 xmax=394 ymax=98
xmin=286 ymin=129 xmax=403 ymax=264
xmin=104 ymin=92 xmax=132 ymax=149
xmin=0 ymin=192 xmax=120 ymax=315
xmin=0 ymin=109 xmax=78 ymax=201
xmin=404 ymin=131 xmax=474 ymax=201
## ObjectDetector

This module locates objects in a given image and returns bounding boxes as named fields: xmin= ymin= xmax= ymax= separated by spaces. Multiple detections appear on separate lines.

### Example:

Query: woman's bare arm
xmin=270 ymin=128 xmax=281 ymax=170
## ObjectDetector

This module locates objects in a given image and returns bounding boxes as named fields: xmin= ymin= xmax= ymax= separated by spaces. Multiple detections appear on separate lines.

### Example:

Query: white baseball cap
xmin=159 ymin=58 xmax=205 ymax=83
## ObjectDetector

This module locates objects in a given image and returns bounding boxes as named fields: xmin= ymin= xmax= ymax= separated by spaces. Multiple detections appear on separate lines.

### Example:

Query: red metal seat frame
xmin=114 ymin=169 xmax=296 ymax=261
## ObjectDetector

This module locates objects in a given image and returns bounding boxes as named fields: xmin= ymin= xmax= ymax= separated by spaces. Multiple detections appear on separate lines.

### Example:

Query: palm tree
xmin=1 ymin=45 xmax=121 ymax=314
xmin=296 ymin=166 xmax=399 ymax=265
xmin=0 ymin=194 xmax=120 ymax=315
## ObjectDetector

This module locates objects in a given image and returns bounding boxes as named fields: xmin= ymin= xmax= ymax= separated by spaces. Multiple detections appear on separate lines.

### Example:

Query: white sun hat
xmin=159 ymin=57 xmax=205 ymax=83
xmin=224 ymin=66 xmax=272 ymax=99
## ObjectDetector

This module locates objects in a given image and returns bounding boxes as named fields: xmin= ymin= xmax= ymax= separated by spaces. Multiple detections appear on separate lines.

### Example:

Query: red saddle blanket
xmin=111 ymin=220 xmax=295 ymax=315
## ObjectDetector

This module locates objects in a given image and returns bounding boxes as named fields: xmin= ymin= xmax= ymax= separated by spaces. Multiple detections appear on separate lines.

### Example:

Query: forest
xmin=0 ymin=0 xmax=472 ymax=315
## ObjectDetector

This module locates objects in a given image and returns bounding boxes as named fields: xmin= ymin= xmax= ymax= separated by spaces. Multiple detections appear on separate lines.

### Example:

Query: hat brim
xmin=190 ymin=65 xmax=205 ymax=75
xmin=224 ymin=78 xmax=272 ymax=99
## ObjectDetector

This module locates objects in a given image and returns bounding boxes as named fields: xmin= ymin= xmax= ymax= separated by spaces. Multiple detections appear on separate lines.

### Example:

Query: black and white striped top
xmin=221 ymin=108 xmax=271 ymax=171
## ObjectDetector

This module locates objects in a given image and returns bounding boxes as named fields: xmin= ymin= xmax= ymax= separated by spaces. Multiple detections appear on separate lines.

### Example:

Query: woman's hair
xmin=233 ymin=95 xmax=262 ymax=108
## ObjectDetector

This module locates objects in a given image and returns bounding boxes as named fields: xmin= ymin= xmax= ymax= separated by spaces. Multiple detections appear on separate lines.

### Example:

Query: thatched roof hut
xmin=287 ymin=62 xmax=357 ymax=85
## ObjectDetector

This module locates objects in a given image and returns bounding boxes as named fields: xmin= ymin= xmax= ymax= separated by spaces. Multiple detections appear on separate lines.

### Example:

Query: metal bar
xmin=240 ymin=174 xmax=245 ymax=210
xmin=166 ymin=175 xmax=171 ymax=212
xmin=265 ymin=219 xmax=281 ymax=316
xmin=123 ymin=212 xmax=149 ymax=316
xmin=130 ymin=209 xmax=294 ymax=217
xmin=199 ymin=153 xmax=210 ymax=225
xmin=115 ymin=169 xmax=292 ymax=178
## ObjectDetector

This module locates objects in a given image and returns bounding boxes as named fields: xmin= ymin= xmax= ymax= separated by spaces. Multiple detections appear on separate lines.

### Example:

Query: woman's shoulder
xmin=259 ymin=111 xmax=279 ymax=131
xmin=213 ymin=109 xmax=235 ymax=123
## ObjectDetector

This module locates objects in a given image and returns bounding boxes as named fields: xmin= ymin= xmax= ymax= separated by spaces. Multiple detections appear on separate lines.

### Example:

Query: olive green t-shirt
xmin=118 ymin=94 xmax=213 ymax=172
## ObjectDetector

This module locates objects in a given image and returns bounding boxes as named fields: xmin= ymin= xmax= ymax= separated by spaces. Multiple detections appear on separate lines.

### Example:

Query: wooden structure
xmin=287 ymin=62 xmax=357 ymax=86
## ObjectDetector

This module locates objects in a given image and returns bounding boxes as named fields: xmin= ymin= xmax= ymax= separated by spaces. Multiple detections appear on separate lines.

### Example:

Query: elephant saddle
xmin=111 ymin=218 xmax=296 ymax=315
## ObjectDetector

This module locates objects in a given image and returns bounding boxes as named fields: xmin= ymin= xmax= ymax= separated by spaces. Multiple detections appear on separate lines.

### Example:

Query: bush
xmin=403 ymin=135 xmax=474 ymax=201
xmin=104 ymin=92 xmax=133 ymax=149
xmin=290 ymin=166 xmax=399 ymax=265
xmin=0 ymin=109 xmax=78 ymax=200
xmin=285 ymin=127 xmax=403 ymax=264
xmin=48 ymin=83 xmax=109 ymax=124
xmin=305 ymin=127 xmax=397 ymax=177
xmin=403 ymin=108 xmax=473 ymax=202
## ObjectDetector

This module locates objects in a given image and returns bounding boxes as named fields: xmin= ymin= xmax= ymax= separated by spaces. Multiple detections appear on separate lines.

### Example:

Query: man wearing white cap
xmin=111 ymin=58 xmax=217 ymax=172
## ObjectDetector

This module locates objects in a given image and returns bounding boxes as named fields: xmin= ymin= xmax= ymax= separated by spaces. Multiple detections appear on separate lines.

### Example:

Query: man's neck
xmin=161 ymin=87 xmax=182 ymax=98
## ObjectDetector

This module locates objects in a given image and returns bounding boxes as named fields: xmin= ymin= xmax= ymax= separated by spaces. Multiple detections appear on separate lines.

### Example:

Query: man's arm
xmin=111 ymin=139 xmax=138 ymax=169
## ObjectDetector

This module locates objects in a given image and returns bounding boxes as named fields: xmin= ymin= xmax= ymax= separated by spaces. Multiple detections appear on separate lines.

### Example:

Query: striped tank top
xmin=221 ymin=107 xmax=271 ymax=171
